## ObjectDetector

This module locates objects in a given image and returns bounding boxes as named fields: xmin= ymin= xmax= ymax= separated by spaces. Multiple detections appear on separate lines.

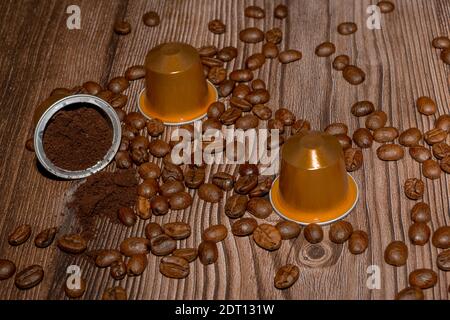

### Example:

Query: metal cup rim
xmin=33 ymin=94 xmax=122 ymax=180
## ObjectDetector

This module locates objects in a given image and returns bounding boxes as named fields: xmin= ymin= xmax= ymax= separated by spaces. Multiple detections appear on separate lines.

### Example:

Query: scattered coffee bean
xmin=8 ymin=224 xmax=31 ymax=246
xmin=378 ymin=1 xmax=395 ymax=13
xmin=208 ymin=19 xmax=225 ymax=34
xmin=169 ymin=192 xmax=193 ymax=210
xmin=102 ymin=287 xmax=127 ymax=300
xmin=145 ymin=223 xmax=164 ymax=241
xmin=232 ymin=218 xmax=258 ymax=237
xmin=120 ymin=237 xmax=150 ymax=257
xmin=365 ymin=111 xmax=387 ymax=130
xmin=266 ymin=27 xmax=283 ymax=44
xmin=94 ymin=249 xmax=122 ymax=268
xmin=149 ymin=139 xmax=171 ymax=158
xmin=207 ymin=102 xmax=225 ymax=120
xmin=230 ymin=69 xmax=254 ymax=82
xmin=173 ymin=248 xmax=198 ymax=263
xmin=246 ymin=89 xmax=270 ymax=105
xmin=163 ymin=222 xmax=191 ymax=240
xmin=353 ymin=128 xmax=373 ymax=149
xmin=245 ymin=53 xmax=266 ymax=70
xmin=437 ymin=249 xmax=450 ymax=271
xmin=234 ymin=175 xmax=258 ymax=195
xmin=384 ymin=241 xmax=408 ymax=266
xmin=435 ymin=114 xmax=450 ymax=132
xmin=212 ymin=172 xmax=234 ymax=191
xmin=160 ymin=180 xmax=185 ymax=197
xmin=239 ymin=164 xmax=259 ymax=177
xmin=198 ymin=183 xmax=224 ymax=203
xmin=245 ymin=5 xmax=265 ymax=19
xmin=275 ymin=108 xmax=296 ymax=126
xmin=304 ymin=224 xmax=323 ymax=244
xmin=116 ymin=151 xmax=132 ymax=169
xmin=432 ymin=142 xmax=450 ymax=160
xmin=395 ymin=287 xmax=424 ymax=300
xmin=110 ymin=261 xmax=127 ymax=280
xmin=125 ymin=112 xmax=146 ymax=130
xmin=249 ymin=176 xmax=273 ymax=198
xmin=409 ymin=269 xmax=437 ymax=289
xmin=292 ymin=119 xmax=311 ymax=135
xmin=276 ymin=221 xmax=301 ymax=240
xmin=417 ymin=96 xmax=437 ymax=116
xmin=14 ymin=265 xmax=44 ymax=290
xmin=65 ymin=277 xmax=86 ymax=299
xmin=57 ymin=234 xmax=87 ymax=254
xmin=253 ymin=224 xmax=282 ymax=251
xmin=146 ymin=119 xmax=164 ymax=137
xmin=325 ymin=123 xmax=348 ymax=135
xmin=377 ymin=144 xmax=405 ymax=161
xmin=274 ymin=264 xmax=299 ymax=290
xmin=184 ymin=165 xmax=205 ymax=189
xmin=198 ymin=241 xmax=218 ymax=265
xmin=247 ymin=197 xmax=273 ymax=219
xmin=201 ymin=57 xmax=224 ymax=68
xmin=138 ymin=179 xmax=158 ymax=199
xmin=235 ymin=114 xmax=259 ymax=130
xmin=118 ymin=207 xmax=137 ymax=227
xmin=202 ymin=225 xmax=228 ymax=243
xmin=108 ymin=76 xmax=129 ymax=94
xmin=408 ymin=222 xmax=431 ymax=246
xmin=239 ymin=27 xmax=265 ymax=43
xmin=423 ymin=159 xmax=441 ymax=180
xmin=411 ymin=202 xmax=431 ymax=223
xmin=138 ymin=162 xmax=161 ymax=180
xmin=148 ymin=196 xmax=167 ymax=216
xmin=432 ymin=36 xmax=450 ymax=49
xmin=114 ymin=20 xmax=131 ymax=35
xmin=399 ymin=128 xmax=422 ymax=147
xmin=251 ymin=79 xmax=266 ymax=90
xmin=432 ymin=226 xmax=450 ymax=249
xmin=143 ymin=11 xmax=160 ymax=27
xmin=208 ymin=67 xmax=227 ymax=85
xmin=160 ymin=256 xmax=190 ymax=278
xmin=135 ymin=197 xmax=151 ymax=221
xmin=343 ymin=65 xmax=366 ymax=85
xmin=125 ymin=65 xmax=146 ymax=81
xmin=274 ymin=4 xmax=288 ymax=19
xmin=0 ymin=259 xmax=16 ymax=280
xmin=344 ymin=148 xmax=363 ymax=172
xmin=198 ymin=45 xmax=218 ymax=57
xmin=278 ymin=50 xmax=302 ymax=64
xmin=337 ymin=22 xmax=357 ymax=35
xmin=151 ymin=234 xmax=177 ymax=256
xmin=409 ymin=145 xmax=431 ymax=163
xmin=262 ymin=42 xmax=279 ymax=59
xmin=441 ymin=49 xmax=450 ymax=65
xmin=268 ymin=119 xmax=285 ymax=134
xmin=441 ymin=156 xmax=450 ymax=174
xmin=332 ymin=55 xmax=350 ymax=71
xmin=329 ymin=221 xmax=353 ymax=244
xmin=373 ymin=127 xmax=399 ymax=143
xmin=35 ymin=227 xmax=58 ymax=248
xmin=110 ymin=94 xmax=128 ymax=109
xmin=404 ymin=178 xmax=425 ymax=200
xmin=424 ymin=128 xmax=447 ymax=145
xmin=351 ymin=101 xmax=375 ymax=117
xmin=233 ymin=84 xmax=251 ymax=99
xmin=218 ymin=80 xmax=236 ymax=97
xmin=315 ymin=42 xmax=336 ymax=57
xmin=127 ymin=254 xmax=148 ymax=277
xmin=225 ymin=194 xmax=248 ymax=219
xmin=82 ymin=81 xmax=102 ymax=95
xmin=348 ymin=230 xmax=369 ymax=255
xmin=335 ymin=134 xmax=353 ymax=150
xmin=217 ymin=46 xmax=238 ymax=62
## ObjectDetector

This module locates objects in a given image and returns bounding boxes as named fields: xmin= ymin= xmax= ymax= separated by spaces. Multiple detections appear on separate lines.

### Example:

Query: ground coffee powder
xmin=68 ymin=169 xmax=138 ymax=238
xmin=43 ymin=105 xmax=113 ymax=171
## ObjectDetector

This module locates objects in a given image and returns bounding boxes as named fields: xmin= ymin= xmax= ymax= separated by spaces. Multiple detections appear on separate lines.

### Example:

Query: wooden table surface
xmin=0 ymin=0 xmax=449 ymax=300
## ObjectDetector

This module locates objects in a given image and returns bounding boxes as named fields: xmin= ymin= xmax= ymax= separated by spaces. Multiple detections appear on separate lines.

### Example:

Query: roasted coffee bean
xmin=65 ymin=277 xmax=86 ymax=299
xmin=432 ymin=142 xmax=450 ymax=160
xmin=292 ymin=119 xmax=311 ymax=135
xmin=97 ymin=89 xmax=115 ymax=102
xmin=232 ymin=218 xmax=258 ymax=236
xmin=212 ymin=172 xmax=234 ymax=191
xmin=108 ymin=76 xmax=129 ymax=94
xmin=373 ymin=127 xmax=399 ymax=143
xmin=274 ymin=4 xmax=288 ymax=19
xmin=160 ymin=180 xmax=185 ymax=197
xmin=198 ymin=45 xmax=218 ymax=57
xmin=146 ymin=118 xmax=164 ymax=137
xmin=329 ymin=221 xmax=353 ymax=244
xmin=57 ymin=234 xmax=87 ymax=254
xmin=251 ymin=79 xmax=266 ymax=91
xmin=138 ymin=162 xmax=161 ymax=180
xmin=395 ymin=287 xmax=424 ymax=300
xmin=274 ymin=264 xmax=299 ymax=290
xmin=332 ymin=55 xmax=350 ymax=71
xmin=304 ymin=224 xmax=323 ymax=244
xmin=409 ymin=269 xmax=437 ymax=289
xmin=118 ymin=207 xmax=137 ymax=227
xmin=275 ymin=108 xmax=296 ymax=126
xmin=365 ymin=111 xmax=387 ymax=131
xmin=207 ymin=102 xmax=225 ymax=119
xmin=351 ymin=101 xmax=374 ymax=118
xmin=268 ymin=119 xmax=285 ymax=134
xmin=435 ymin=114 xmax=450 ymax=132
xmin=169 ymin=192 xmax=193 ymax=210
xmin=344 ymin=148 xmax=363 ymax=172
xmin=127 ymin=254 xmax=148 ymax=276
xmin=233 ymin=84 xmax=251 ymax=99
xmin=384 ymin=241 xmax=408 ymax=266
xmin=198 ymin=183 xmax=223 ymax=203
xmin=348 ymin=230 xmax=369 ymax=255
xmin=50 ymin=87 xmax=71 ymax=96
xmin=249 ymin=176 xmax=273 ymax=198
xmin=143 ymin=11 xmax=160 ymax=27
xmin=432 ymin=226 xmax=450 ymax=249
xmin=244 ymin=5 xmax=265 ymax=19
xmin=149 ymin=139 xmax=171 ymax=158
xmin=125 ymin=112 xmax=146 ymax=130
xmin=34 ymin=227 xmax=58 ymax=248
xmin=411 ymin=202 xmax=431 ymax=223
xmin=251 ymin=105 xmax=271 ymax=120
xmin=377 ymin=144 xmax=404 ymax=161
xmin=115 ymin=151 xmax=132 ymax=169
xmin=437 ymin=250 xmax=450 ymax=271
xmin=198 ymin=241 xmax=218 ymax=265
xmin=114 ymin=20 xmax=131 ymax=35
xmin=337 ymin=22 xmax=357 ymax=35
xmin=441 ymin=49 xmax=450 ymax=65
xmin=184 ymin=165 xmax=205 ymax=189
xmin=163 ymin=222 xmax=191 ymax=240
xmin=417 ymin=96 xmax=437 ymax=116
xmin=110 ymin=93 xmax=128 ymax=109
xmin=125 ymin=65 xmax=146 ymax=81
xmin=409 ymin=145 xmax=431 ymax=163
xmin=151 ymin=234 xmax=177 ymax=256
xmin=442 ymin=156 xmax=450 ymax=174
xmin=253 ymin=224 xmax=282 ymax=251
xmin=278 ymin=50 xmax=302 ymax=64
xmin=404 ymin=178 xmax=424 ymax=200
xmin=131 ymin=147 xmax=149 ymax=165
xmin=145 ymin=223 xmax=164 ymax=240
xmin=230 ymin=97 xmax=253 ymax=112
xmin=276 ymin=221 xmax=301 ymax=240
xmin=15 ymin=265 xmax=44 ymax=290
xmin=8 ymin=224 xmax=31 ymax=246
xmin=409 ymin=222 xmax=431 ymax=246
xmin=423 ymin=159 xmax=441 ymax=180
xmin=110 ymin=261 xmax=127 ymax=280
xmin=208 ymin=67 xmax=227 ymax=85
xmin=247 ymin=197 xmax=272 ymax=219
xmin=424 ymin=128 xmax=447 ymax=145
xmin=265 ymin=27 xmax=283 ymax=44
xmin=335 ymin=134 xmax=353 ymax=150
xmin=137 ymin=179 xmax=158 ymax=199
xmin=147 ymin=196 xmax=167 ymax=216
xmin=217 ymin=46 xmax=237 ymax=62
xmin=218 ymin=80 xmax=236 ymax=97
xmin=239 ymin=27 xmax=264 ymax=43
xmin=102 ymin=287 xmax=127 ymax=300
xmin=240 ymin=163 xmax=260 ymax=177
xmin=202 ymin=225 xmax=228 ymax=243
xmin=208 ymin=19 xmax=225 ymax=34
xmin=353 ymin=128 xmax=373 ymax=149
xmin=343 ymin=65 xmax=366 ymax=85
xmin=399 ymin=128 xmax=422 ymax=147
xmin=225 ymin=194 xmax=248 ymax=219
xmin=120 ymin=237 xmax=150 ymax=257
xmin=325 ymin=123 xmax=348 ymax=135
xmin=201 ymin=57 xmax=224 ymax=68
xmin=80 ymin=81 xmax=101 ymax=95
xmin=432 ymin=36 xmax=450 ymax=49
xmin=246 ymin=89 xmax=270 ymax=105
xmin=0 ymin=259 xmax=16 ymax=280
xmin=173 ymin=248 xmax=198 ymax=263
xmin=202 ymin=118 xmax=222 ymax=133
xmin=234 ymin=175 xmax=258 ymax=195
xmin=160 ymin=256 xmax=190 ymax=278
xmin=94 ymin=249 xmax=122 ymax=268
xmin=315 ymin=42 xmax=335 ymax=57
xmin=262 ymin=42 xmax=279 ymax=59
xmin=230 ymin=69 xmax=254 ymax=82
xmin=122 ymin=124 xmax=137 ymax=140
xmin=378 ymin=1 xmax=395 ymax=13
xmin=245 ymin=53 xmax=266 ymax=71
xmin=235 ymin=114 xmax=259 ymax=130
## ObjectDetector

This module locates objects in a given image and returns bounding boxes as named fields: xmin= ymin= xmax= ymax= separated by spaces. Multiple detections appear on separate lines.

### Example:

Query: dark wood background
xmin=0 ymin=0 xmax=449 ymax=300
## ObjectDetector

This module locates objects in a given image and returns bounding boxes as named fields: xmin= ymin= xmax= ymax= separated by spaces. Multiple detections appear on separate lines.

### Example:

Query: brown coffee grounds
xmin=68 ymin=169 xmax=138 ymax=239
xmin=43 ymin=105 xmax=113 ymax=171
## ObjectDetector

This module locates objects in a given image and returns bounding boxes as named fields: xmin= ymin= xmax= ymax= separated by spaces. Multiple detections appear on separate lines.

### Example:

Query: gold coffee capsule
xmin=138 ymin=42 xmax=217 ymax=125
xmin=270 ymin=131 xmax=359 ymax=225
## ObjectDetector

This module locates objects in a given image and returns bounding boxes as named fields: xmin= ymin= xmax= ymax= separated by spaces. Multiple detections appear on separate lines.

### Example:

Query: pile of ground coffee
xmin=43 ymin=105 xmax=113 ymax=171
xmin=68 ymin=169 xmax=138 ymax=238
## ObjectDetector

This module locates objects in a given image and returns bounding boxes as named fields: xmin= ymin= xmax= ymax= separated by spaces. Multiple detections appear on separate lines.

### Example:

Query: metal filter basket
xmin=33 ymin=94 xmax=122 ymax=180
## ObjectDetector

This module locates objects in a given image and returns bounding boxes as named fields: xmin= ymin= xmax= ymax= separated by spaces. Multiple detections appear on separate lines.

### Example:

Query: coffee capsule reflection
xmin=138 ymin=42 xmax=218 ymax=125
xmin=270 ymin=131 xmax=359 ymax=225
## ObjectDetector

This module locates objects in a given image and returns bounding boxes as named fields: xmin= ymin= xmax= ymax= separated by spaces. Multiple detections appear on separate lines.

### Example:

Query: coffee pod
xmin=138 ymin=42 xmax=218 ymax=125
xmin=270 ymin=131 xmax=359 ymax=225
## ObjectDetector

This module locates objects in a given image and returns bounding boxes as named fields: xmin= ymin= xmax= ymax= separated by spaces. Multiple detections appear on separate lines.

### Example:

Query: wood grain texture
xmin=0 ymin=0 xmax=449 ymax=300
